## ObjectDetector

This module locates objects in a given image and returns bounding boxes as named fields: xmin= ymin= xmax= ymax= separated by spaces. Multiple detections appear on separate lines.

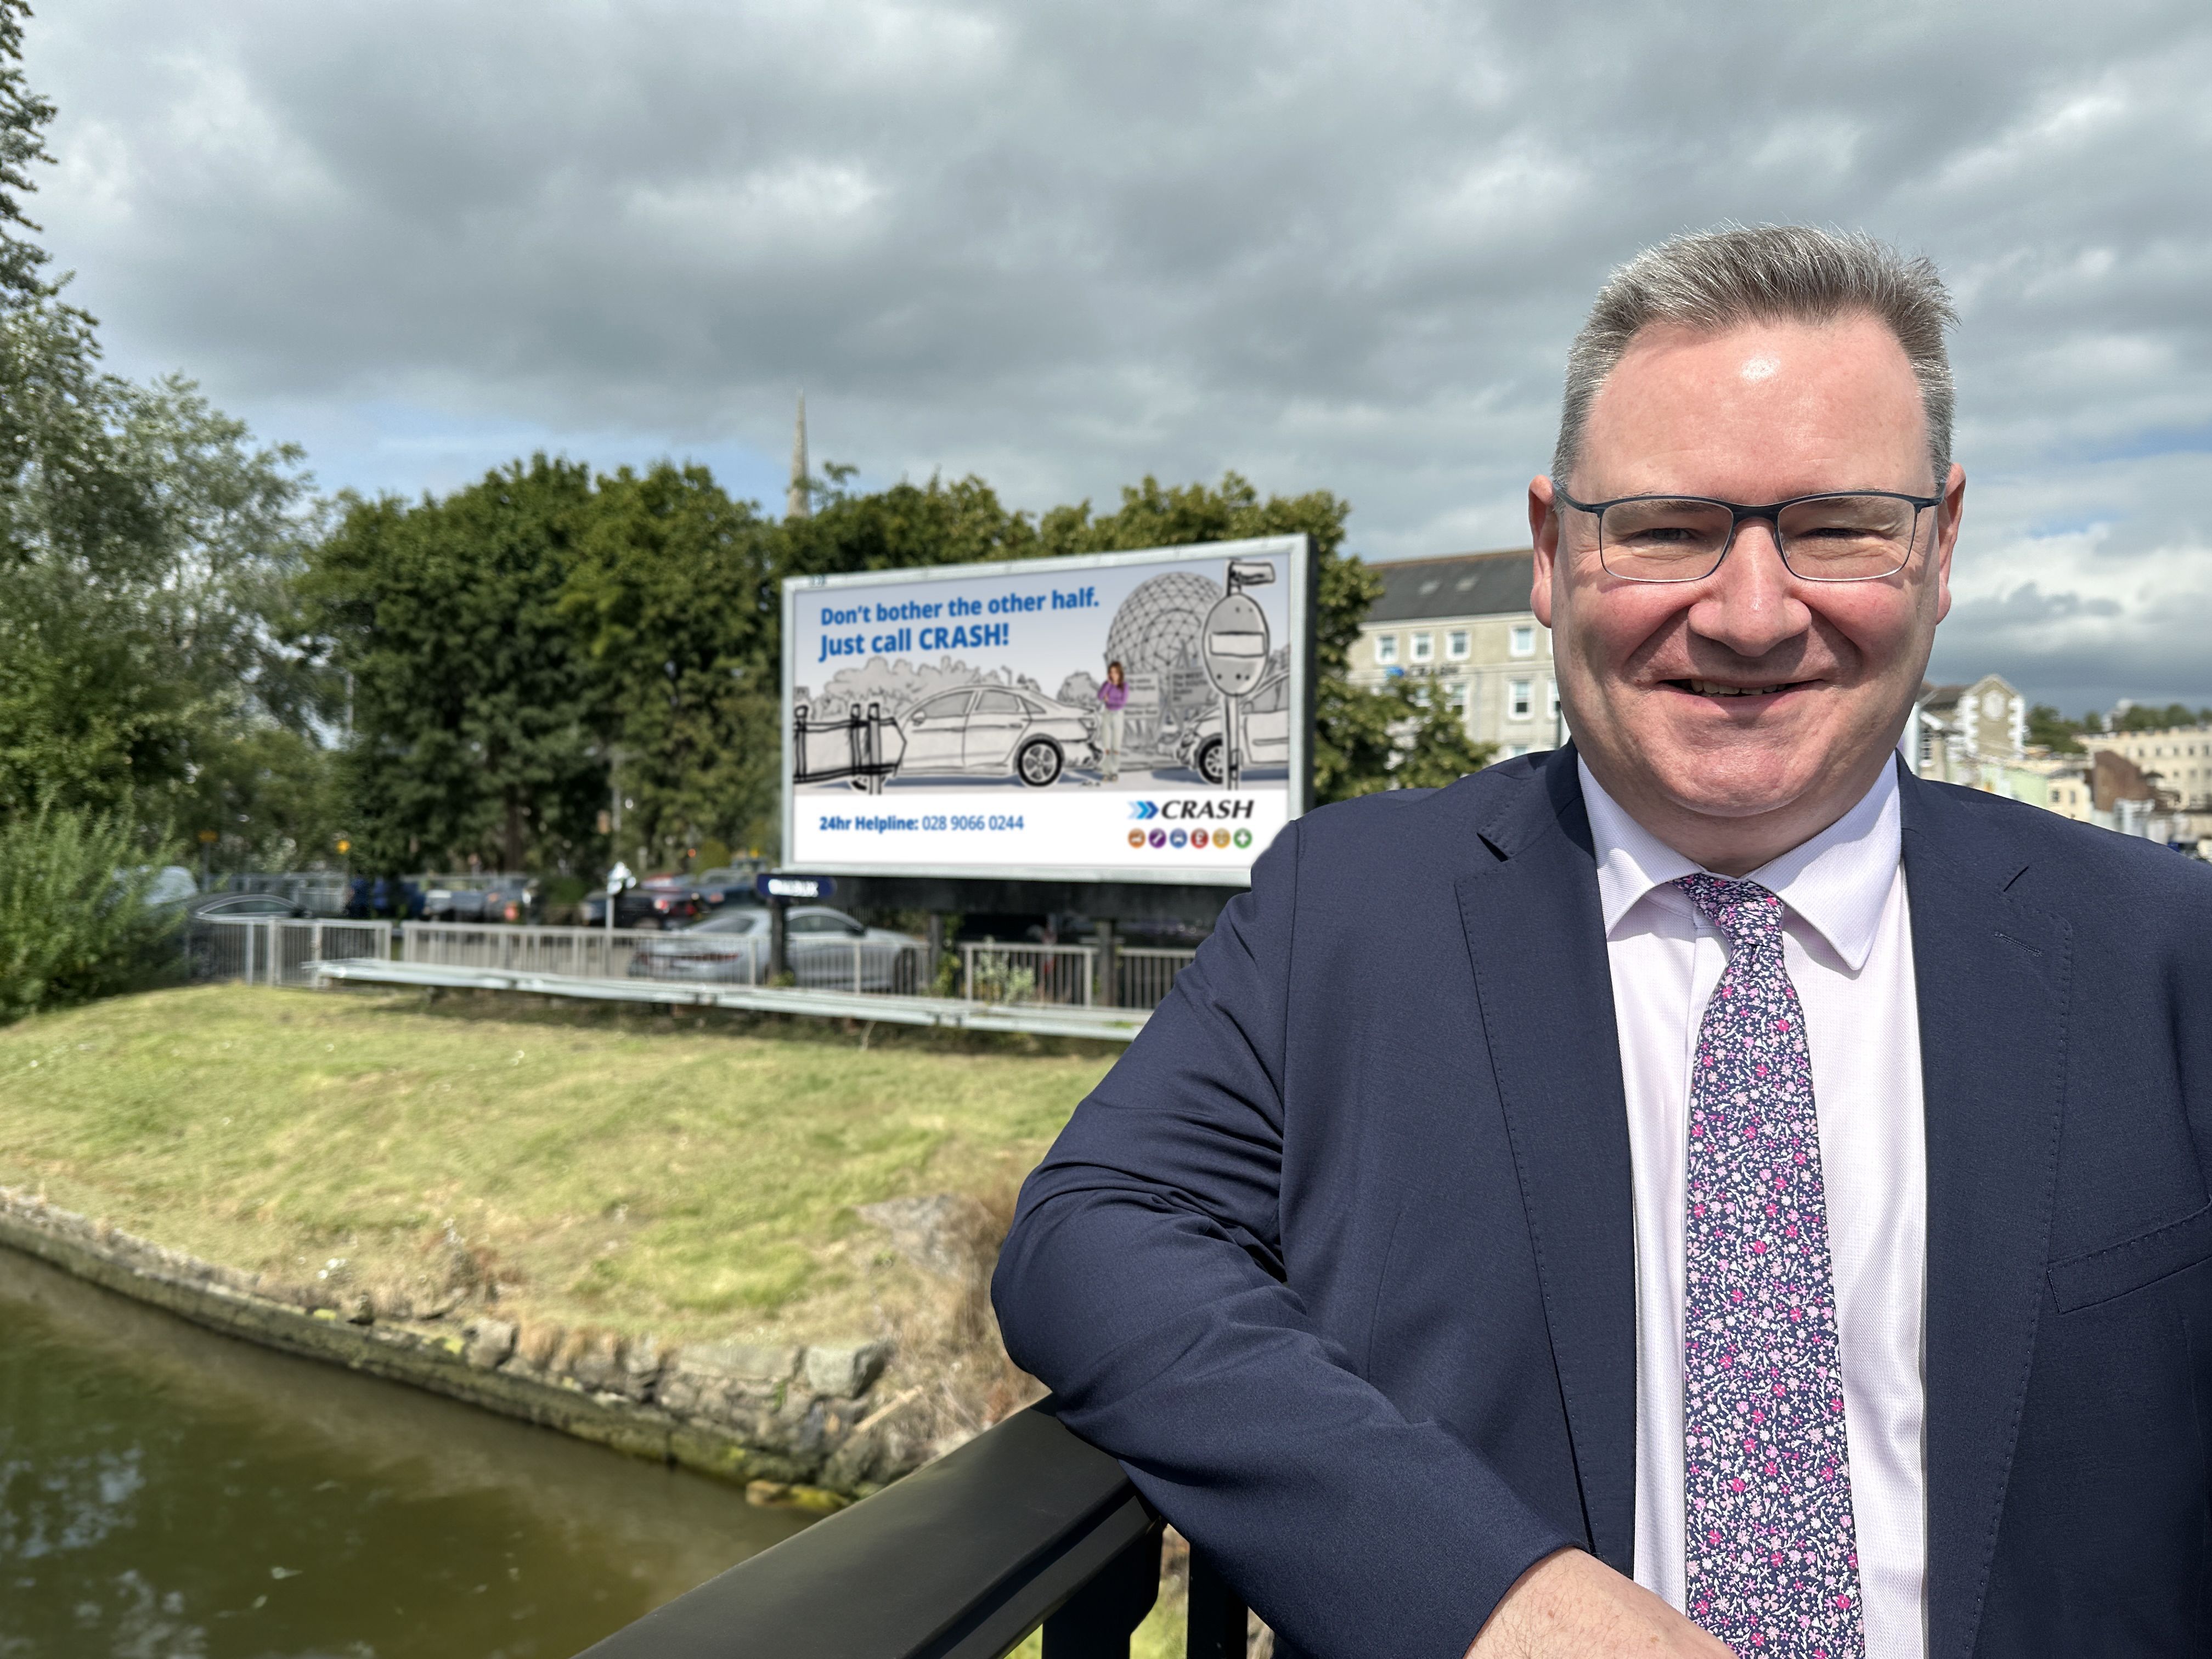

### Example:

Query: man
xmin=994 ymin=227 xmax=2212 ymax=1658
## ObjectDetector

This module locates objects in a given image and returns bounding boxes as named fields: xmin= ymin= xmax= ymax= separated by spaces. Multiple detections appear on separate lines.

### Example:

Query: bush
xmin=0 ymin=806 xmax=182 ymax=1023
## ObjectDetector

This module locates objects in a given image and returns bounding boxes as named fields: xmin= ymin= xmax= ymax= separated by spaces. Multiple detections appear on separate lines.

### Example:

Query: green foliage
xmin=2026 ymin=704 xmax=2085 ymax=754
xmin=2112 ymin=702 xmax=2212 ymax=733
xmin=0 ymin=12 xmax=332 ymax=847
xmin=307 ymin=458 xmax=608 ymax=874
xmin=561 ymin=464 xmax=783 ymax=867
xmin=786 ymin=468 xmax=1042 ymax=579
xmin=0 ymin=804 xmax=179 ymax=1023
xmin=0 ymin=0 xmax=54 ymax=311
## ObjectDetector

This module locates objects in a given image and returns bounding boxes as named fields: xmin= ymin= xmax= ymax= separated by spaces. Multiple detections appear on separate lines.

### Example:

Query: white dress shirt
xmin=1579 ymin=759 xmax=1928 ymax=1659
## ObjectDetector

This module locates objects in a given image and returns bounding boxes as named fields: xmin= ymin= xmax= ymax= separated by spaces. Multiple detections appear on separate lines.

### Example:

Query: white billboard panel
xmin=781 ymin=535 xmax=1310 ymax=885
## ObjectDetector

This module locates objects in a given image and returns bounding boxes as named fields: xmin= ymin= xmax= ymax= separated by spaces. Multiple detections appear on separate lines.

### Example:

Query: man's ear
xmin=1529 ymin=476 xmax=1559 ymax=629
xmin=1931 ymin=461 xmax=1964 ymax=625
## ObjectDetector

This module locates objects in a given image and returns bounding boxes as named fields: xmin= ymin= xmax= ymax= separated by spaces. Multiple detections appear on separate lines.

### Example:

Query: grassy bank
xmin=0 ymin=985 xmax=1113 ymax=1351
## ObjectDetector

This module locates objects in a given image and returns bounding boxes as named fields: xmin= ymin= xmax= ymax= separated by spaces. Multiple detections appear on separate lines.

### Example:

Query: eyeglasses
xmin=1553 ymin=487 xmax=1944 ymax=584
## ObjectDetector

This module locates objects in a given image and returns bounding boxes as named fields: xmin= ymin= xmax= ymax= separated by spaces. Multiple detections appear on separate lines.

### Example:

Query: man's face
xmin=1530 ymin=313 xmax=1964 ymax=867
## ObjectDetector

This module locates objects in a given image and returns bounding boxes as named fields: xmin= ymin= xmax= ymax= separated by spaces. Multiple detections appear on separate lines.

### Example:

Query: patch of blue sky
xmin=255 ymin=399 xmax=825 ymax=515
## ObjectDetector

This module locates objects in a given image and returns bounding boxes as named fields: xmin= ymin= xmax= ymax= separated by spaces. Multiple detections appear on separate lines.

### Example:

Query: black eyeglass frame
xmin=1552 ymin=487 xmax=1946 ymax=584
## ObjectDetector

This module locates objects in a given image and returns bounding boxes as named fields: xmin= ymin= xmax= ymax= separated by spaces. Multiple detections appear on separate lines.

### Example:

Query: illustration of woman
xmin=1097 ymin=661 xmax=1128 ymax=782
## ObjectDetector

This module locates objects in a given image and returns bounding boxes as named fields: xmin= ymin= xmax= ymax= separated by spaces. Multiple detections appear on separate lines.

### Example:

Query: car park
xmin=625 ymin=905 xmax=923 ymax=991
xmin=892 ymin=687 xmax=1099 ymax=787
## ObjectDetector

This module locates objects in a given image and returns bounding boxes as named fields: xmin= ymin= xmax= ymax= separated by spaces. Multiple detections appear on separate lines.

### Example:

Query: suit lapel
xmin=1454 ymin=749 xmax=1638 ymax=1572
xmin=1901 ymin=774 xmax=2073 ymax=1659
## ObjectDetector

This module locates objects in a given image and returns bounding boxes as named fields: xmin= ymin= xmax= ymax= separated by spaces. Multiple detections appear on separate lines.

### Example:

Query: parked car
xmin=616 ymin=874 xmax=703 ymax=930
xmin=625 ymin=905 xmax=923 ymax=991
xmin=418 ymin=876 xmax=489 ymax=923
xmin=481 ymin=873 xmax=540 ymax=924
xmin=691 ymin=864 xmax=766 ymax=913
xmin=891 ymin=687 xmax=1098 ymax=787
xmin=137 ymin=865 xmax=199 ymax=910
xmin=1175 ymin=668 xmax=1292 ymax=785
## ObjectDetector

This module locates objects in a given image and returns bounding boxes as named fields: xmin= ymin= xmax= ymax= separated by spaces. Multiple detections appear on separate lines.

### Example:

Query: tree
xmin=2026 ymin=704 xmax=2084 ymax=754
xmin=2112 ymin=702 xmax=2211 ymax=733
xmin=1032 ymin=471 xmax=1486 ymax=800
xmin=308 ymin=458 xmax=608 ymax=875
xmin=561 ymin=463 xmax=783 ymax=866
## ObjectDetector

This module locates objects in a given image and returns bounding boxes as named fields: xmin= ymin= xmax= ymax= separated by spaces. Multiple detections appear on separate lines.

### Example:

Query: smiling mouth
xmin=1666 ymin=678 xmax=1818 ymax=699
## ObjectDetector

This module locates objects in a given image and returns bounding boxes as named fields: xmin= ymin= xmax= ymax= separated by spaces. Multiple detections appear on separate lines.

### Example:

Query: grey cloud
xmin=25 ymin=0 xmax=2212 ymax=707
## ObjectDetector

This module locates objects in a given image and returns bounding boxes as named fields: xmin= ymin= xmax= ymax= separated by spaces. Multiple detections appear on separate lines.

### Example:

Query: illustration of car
xmin=892 ymin=686 xmax=1098 ymax=787
xmin=1176 ymin=667 xmax=1292 ymax=785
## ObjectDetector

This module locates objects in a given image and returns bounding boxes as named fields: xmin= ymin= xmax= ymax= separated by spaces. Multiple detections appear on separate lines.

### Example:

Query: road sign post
xmin=1200 ymin=560 xmax=1276 ymax=794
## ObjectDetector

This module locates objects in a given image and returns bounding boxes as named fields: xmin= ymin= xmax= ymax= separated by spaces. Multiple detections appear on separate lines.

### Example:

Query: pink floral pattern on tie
xmin=1677 ymin=876 xmax=1863 ymax=1659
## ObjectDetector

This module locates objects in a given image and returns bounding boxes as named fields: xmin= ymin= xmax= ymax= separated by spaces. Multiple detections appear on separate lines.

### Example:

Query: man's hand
xmin=1466 ymin=1548 xmax=1735 ymax=1658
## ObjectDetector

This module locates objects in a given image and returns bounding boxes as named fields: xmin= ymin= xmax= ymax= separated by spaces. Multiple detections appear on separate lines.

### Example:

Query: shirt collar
xmin=1578 ymin=757 xmax=1900 ymax=973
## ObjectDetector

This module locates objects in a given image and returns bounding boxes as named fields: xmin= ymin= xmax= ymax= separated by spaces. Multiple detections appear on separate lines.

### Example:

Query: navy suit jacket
xmin=994 ymin=746 xmax=2212 ymax=1658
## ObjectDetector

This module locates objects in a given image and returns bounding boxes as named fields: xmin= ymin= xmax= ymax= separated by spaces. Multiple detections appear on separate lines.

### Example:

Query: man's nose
xmin=1689 ymin=522 xmax=1811 ymax=659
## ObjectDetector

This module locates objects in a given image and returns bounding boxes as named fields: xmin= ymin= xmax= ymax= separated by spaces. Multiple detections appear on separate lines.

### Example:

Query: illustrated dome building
xmin=1101 ymin=572 xmax=1225 ymax=752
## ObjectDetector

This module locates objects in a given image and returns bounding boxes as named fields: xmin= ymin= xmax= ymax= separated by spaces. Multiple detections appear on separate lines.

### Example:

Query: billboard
xmin=782 ymin=534 xmax=1310 ymax=885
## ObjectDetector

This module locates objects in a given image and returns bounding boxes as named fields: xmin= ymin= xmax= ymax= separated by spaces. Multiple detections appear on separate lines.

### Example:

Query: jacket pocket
xmin=2049 ymin=1200 xmax=2212 ymax=1314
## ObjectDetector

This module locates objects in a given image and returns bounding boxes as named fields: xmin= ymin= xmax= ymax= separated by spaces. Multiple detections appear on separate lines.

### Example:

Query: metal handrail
xmin=576 ymin=1404 xmax=1246 ymax=1659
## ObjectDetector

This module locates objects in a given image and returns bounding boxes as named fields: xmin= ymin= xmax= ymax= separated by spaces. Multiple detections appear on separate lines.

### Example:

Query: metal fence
xmin=1114 ymin=946 xmax=1196 ymax=1010
xmin=188 ymin=917 xmax=1197 ymax=1014
xmin=961 ymin=941 xmax=1096 ymax=1007
xmin=188 ymin=918 xmax=390 ymax=987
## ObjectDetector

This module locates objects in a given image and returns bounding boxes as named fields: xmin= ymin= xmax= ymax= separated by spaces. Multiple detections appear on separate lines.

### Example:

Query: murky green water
xmin=0 ymin=1246 xmax=812 ymax=1657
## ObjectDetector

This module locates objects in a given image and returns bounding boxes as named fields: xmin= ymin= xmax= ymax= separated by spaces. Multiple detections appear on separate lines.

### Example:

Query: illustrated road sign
xmin=1201 ymin=591 xmax=1271 ymax=697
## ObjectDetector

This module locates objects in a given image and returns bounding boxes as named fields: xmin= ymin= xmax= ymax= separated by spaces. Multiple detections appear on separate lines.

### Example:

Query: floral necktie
xmin=1677 ymin=875 xmax=1863 ymax=1659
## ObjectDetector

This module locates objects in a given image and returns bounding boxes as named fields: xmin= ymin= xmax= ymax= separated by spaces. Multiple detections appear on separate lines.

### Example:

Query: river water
xmin=0 ymin=1246 xmax=812 ymax=1657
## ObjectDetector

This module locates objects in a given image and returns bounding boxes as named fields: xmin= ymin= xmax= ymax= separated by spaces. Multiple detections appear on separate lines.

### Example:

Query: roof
xmin=1365 ymin=549 xmax=1534 ymax=625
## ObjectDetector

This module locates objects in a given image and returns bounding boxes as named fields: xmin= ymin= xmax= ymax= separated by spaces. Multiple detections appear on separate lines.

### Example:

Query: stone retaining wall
xmin=0 ymin=1188 xmax=926 ymax=1503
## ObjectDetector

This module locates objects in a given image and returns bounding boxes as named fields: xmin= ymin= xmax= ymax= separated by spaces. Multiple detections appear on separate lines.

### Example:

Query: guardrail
xmin=576 ymin=1404 xmax=1249 ymax=1659
xmin=402 ymin=923 xmax=929 ymax=996
xmin=187 ymin=918 xmax=389 ymax=987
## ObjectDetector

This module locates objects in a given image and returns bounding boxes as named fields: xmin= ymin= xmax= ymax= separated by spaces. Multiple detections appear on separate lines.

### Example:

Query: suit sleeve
xmin=992 ymin=820 xmax=1575 ymax=1659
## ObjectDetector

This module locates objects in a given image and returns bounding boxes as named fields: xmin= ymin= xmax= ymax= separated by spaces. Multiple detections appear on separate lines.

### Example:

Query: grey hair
xmin=1551 ymin=226 xmax=1958 ymax=492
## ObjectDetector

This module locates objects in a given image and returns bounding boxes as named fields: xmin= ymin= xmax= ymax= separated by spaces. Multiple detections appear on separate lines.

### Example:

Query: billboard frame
xmin=780 ymin=533 xmax=1312 ymax=888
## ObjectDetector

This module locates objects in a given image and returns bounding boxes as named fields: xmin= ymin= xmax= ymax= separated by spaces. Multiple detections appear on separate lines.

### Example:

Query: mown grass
xmin=0 ymin=985 xmax=1115 ymax=1346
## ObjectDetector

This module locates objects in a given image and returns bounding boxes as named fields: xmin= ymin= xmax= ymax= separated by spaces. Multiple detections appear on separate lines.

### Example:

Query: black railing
xmin=579 ymin=1404 xmax=1248 ymax=1658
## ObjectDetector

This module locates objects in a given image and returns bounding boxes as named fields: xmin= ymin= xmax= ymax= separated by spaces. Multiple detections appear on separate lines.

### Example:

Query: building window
xmin=1446 ymin=629 xmax=1469 ymax=659
xmin=1375 ymin=633 xmax=1397 ymax=665
xmin=1510 ymin=624 xmax=1535 ymax=658
xmin=1504 ymin=743 xmax=1531 ymax=758
xmin=1545 ymin=679 xmax=1560 ymax=723
xmin=1445 ymin=681 xmax=1468 ymax=712
xmin=1510 ymin=680 xmax=1533 ymax=720
xmin=1412 ymin=631 xmax=1434 ymax=663
xmin=1412 ymin=682 xmax=1432 ymax=708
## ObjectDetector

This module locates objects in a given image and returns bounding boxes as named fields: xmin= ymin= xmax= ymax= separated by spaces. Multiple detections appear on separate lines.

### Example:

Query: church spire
xmin=787 ymin=391 xmax=810 ymax=521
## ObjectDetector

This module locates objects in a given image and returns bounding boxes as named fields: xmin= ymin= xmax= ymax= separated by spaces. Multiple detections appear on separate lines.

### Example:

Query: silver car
xmin=1176 ymin=668 xmax=1293 ymax=785
xmin=626 ymin=905 xmax=925 ymax=992
xmin=893 ymin=687 xmax=1098 ymax=787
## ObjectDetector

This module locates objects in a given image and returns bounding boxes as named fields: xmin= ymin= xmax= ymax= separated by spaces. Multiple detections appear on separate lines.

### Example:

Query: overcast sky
xmin=27 ymin=0 xmax=2212 ymax=714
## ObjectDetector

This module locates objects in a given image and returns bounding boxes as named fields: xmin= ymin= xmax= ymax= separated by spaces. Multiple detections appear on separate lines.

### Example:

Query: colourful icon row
xmin=1126 ymin=827 xmax=1253 ymax=851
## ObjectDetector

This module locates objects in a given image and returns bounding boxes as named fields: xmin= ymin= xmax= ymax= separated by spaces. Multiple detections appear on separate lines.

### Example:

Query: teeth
xmin=1688 ymin=680 xmax=1785 ymax=697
